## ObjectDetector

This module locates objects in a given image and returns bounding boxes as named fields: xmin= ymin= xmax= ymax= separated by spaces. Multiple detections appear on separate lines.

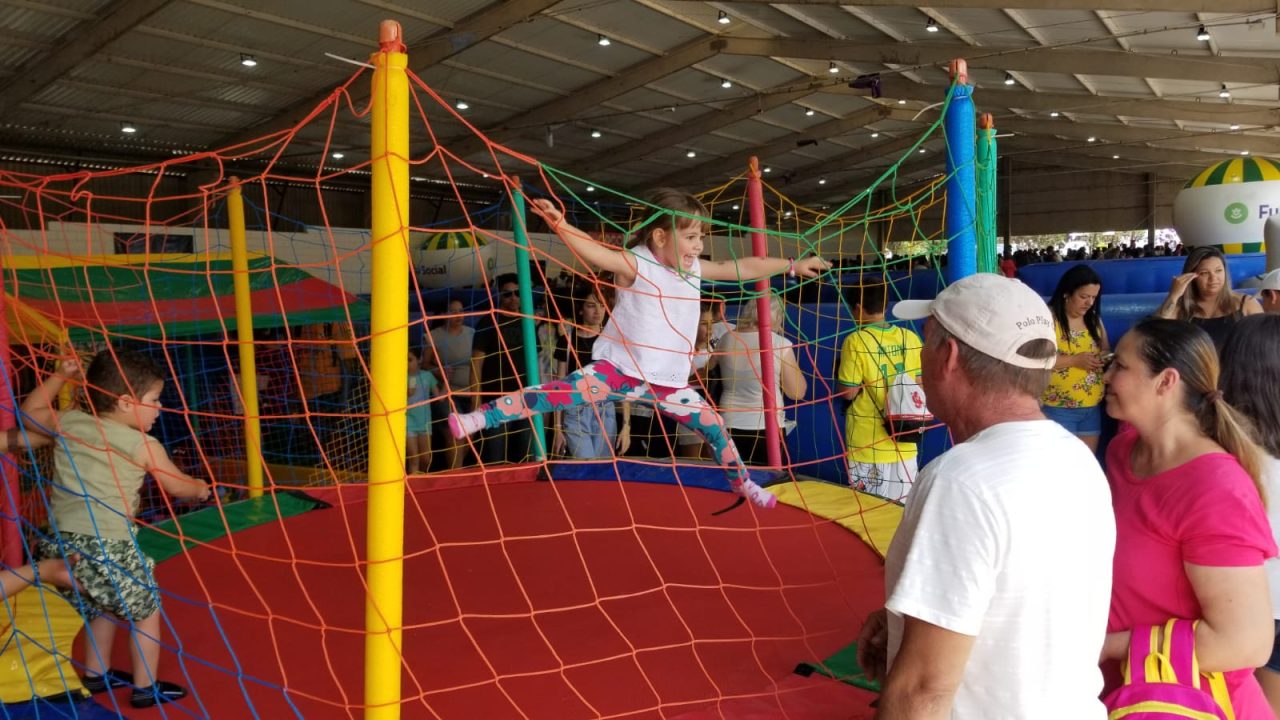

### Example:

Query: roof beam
xmin=720 ymin=36 xmax=1280 ymax=85
xmin=0 ymin=0 xmax=175 ymax=114
xmin=999 ymin=117 xmax=1280 ymax=155
xmin=569 ymin=83 xmax=821 ymax=176
xmin=440 ymin=35 xmax=726 ymax=162
xmin=830 ymin=82 xmax=1280 ymax=127
xmin=689 ymin=0 xmax=1272 ymax=12
xmin=649 ymin=104 xmax=890 ymax=188
xmin=213 ymin=0 xmax=562 ymax=154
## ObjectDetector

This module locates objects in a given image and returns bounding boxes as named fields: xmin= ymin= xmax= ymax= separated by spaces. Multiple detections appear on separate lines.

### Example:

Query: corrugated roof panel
xmin=0 ymin=7 xmax=83 ymax=40
xmin=418 ymin=66 xmax=562 ymax=110
xmin=440 ymin=45 xmax=606 ymax=93
xmin=933 ymin=8 xmax=1036 ymax=45
xmin=549 ymin=0 xmax=705 ymax=49
xmin=144 ymin=3 xmax=337 ymax=59
xmin=0 ymin=44 xmax=42 ymax=72
xmin=1085 ymin=75 xmax=1159 ymax=96
xmin=496 ymin=21 xmax=651 ymax=77
xmin=1007 ymin=9 xmax=1113 ymax=47
xmin=682 ymin=56 xmax=806 ymax=92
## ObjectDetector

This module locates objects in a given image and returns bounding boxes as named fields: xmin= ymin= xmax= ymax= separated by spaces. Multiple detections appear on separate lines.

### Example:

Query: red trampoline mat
xmin=149 ymin=479 xmax=884 ymax=719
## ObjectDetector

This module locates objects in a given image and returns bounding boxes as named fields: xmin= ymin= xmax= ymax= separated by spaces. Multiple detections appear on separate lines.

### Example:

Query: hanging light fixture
xmin=1004 ymin=73 xmax=1016 ymax=85
xmin=1219 ymin=84 xmax=1230 ymax=98
xmin=805 ymin=108 xmax=815 ymax=116
xmin=455 ymin=99 xmax=469 ymax=111
xmin=597 ymin=34 xmax=611 ymax=47
xmin=1196 ymin=25 xmax=1211 ymax=41
xmin=828 ymin=61 xmax=839 ymax=74
xmin=120 ymin=121 xmax=137 ymax=134
xmin=590 ymin=129 xmax=602 ymax=138
xmin=926 ymin=17 xmax=939 ymax=33
xmin=239 ymin=53 xmax=258 ymax=67
xmin=721 ymin=78 xmax=732 ymax=89
xmin=717 ymin=10 xmax=730 ymax=24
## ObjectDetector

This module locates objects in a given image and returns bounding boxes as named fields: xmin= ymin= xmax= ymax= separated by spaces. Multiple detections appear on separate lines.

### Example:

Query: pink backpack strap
xmin=1161 ymin=618 xmax=1200 ymax=688
xmin=1125 ymin=624 xmax=1158 ymax=683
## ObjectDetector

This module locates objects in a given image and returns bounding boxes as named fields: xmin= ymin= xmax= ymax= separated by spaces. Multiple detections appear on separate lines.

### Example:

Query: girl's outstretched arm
xmin=530 ymin=199 xmax=637 ymax=286
xmin=702 ymin=255 xmax=829 ymax=282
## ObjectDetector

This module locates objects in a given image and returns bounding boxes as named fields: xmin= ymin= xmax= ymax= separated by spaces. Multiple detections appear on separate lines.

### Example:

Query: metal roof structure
xmin=0 ymin=0 xmax=1277 ymax=204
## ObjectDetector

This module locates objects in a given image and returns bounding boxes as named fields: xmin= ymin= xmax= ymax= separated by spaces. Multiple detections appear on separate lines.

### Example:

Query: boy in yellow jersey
xmin=836 ymin=278 xmax=923 ymax=501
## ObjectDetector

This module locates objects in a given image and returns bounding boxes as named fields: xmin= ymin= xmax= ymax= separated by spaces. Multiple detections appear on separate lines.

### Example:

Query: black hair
xmin=846 ymin=275 xmax=888 ymax=316
xmin=1049 ymin=264 xmax=1104 ymax=347
xmin=84 ymin=348 xmax=164 ymax=414
xmin=495 ymin=273 xmax=519 ymax=289
xmin=1220 ymin=314 xmax=1280 ymax=459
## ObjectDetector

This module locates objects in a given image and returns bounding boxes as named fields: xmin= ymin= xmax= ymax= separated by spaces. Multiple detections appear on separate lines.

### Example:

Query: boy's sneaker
xmin=447 ymin=411 xmax=485 ymax=440
xmin=81 ymin=669 xmax=133 ymax=694
xmin=739 ymin=479 xmax=778 ymax=509
xmin=129 ymin=680 xmax=187 ymax=708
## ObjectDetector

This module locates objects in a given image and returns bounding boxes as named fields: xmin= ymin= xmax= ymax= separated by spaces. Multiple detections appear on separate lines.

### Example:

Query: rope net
xmin=0 ymin=43 xmax=966 ymax=719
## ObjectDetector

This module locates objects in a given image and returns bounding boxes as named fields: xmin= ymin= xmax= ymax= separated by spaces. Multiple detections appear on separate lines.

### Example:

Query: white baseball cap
xmin=892 ymin=273 xmax=1057 ymax=370
xmin=1259 ymin=269 xmax=1280 ymax=292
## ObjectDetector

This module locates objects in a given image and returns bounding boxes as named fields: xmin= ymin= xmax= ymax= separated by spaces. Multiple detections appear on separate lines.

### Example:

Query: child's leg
xmin=130 ymin=610 xmax=162 ymax=686
xmin=84 ymin=615 xmax=117 ymax=677
xmin=449 ymin=361 xmax=641 ymax=439
xmin=651 ymin=386 xmax=776 ymax=509
xmin=405 ymin=434 xmax=422 ymax=474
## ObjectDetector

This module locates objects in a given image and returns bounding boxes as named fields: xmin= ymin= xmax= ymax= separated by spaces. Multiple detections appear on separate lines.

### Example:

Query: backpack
xmin=858 ymin=328 xmax=932 ymax=443
xmin=1103 ymin=619 xmax=1234 ymax=720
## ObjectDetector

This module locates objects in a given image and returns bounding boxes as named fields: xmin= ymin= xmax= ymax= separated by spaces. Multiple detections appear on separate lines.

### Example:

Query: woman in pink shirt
xmin=1101 ymin=318 xmax=1277 ymax=717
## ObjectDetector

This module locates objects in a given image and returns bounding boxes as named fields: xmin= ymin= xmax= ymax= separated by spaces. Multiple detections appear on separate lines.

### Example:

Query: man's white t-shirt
xmin=884 ymin=420 xmax=1115 ymax=719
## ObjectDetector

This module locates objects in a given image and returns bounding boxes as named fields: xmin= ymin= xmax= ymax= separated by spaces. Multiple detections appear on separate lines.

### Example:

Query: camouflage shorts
xmin=35 ymin=531 xmax=160 ymax=621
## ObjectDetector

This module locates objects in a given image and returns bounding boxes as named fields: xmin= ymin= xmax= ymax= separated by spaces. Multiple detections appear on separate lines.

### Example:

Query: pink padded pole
xmin=747 ymin=156 xmax=782 ymax=468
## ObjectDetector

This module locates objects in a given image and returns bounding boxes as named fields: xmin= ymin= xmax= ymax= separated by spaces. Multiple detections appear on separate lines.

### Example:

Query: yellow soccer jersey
xmin=837 ymin=323 xmax=923 ymax=464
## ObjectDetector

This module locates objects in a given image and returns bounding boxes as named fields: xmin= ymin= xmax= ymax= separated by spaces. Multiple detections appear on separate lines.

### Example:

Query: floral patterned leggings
xmin=476 ymin=359 xmax=751 ymax=491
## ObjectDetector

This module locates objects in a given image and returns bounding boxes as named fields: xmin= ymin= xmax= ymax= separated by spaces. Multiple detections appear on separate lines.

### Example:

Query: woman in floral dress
xmin=1041 ymin=264 xmax=1109 ymax=452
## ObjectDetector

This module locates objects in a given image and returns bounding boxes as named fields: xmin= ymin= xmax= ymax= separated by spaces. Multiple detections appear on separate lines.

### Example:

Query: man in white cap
xmin=855 ymin=273 xmax=1115 ymax=719
xmin=1258 ymin=269 xmax=1280 ymax=314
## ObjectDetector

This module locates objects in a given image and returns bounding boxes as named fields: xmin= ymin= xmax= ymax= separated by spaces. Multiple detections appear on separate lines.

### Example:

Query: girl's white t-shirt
xmin=593 ymin=245 xmax=701 ymax=388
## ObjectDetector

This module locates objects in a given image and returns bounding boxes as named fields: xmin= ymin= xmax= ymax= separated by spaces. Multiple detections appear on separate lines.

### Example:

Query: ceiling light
xmin=763 ymin=167 xmax=772 ymax=173
xmin=1086 ymin=136 xmax=1096 ymax=142
xmin=818 ymin=178 xmax=827 ymax=185
xmin=586 ymin=185 xmax=595 ymax=192
xmin=455 ymin=99 xmax=469 ymax=110
xmin=331 ymin=151 xmax=344 ymax=159
xmin=1196 ymin=25 xmax=1211 ymax=41
xmin=598 ymin=34 xmax=611 ymax=46
xmin=686 ymin=150 xmax=697 ymax=158
xmin=718 ymin=10 xmax=730 ymax=24
xmin=240 ymin=53 xmax=257 ymax=67
xmin=1112 ymin=154 xmax=1120 ymax=159
xmin=732 ymin=204 xmax=741 ymax=210
xmin=1242 ymin=150 xmax=1251 ymax=156
xmin=1230 ymin=123 xmax=1240 ymax=130
xmin=828 ymin=62 xmax=839 ymax=74
xmin=721 ymin=78 xmax=732 ymax=89
xmin=871 ymin=132 xmax=880 ymax=138
xmin=919 ymin=148 xmax=927 ymax=154
xmin=1049 ymin=111 xmax=1060 ymax=118
xmin=1219 ymin=84 xmax=1230 ymax=98
xmin=120 ymin=122 xmax=137 ymax=134
xmin=590 ymin=129 xmax=602 ymax=138
xmin=784 ymin=210 xmax=793 ymax=218
xmin=926 ymin=18 xmax=939 ymax=33
xmin=1003 ymin=73 xmax=1015 ymax=85
xmin=805 ymin=108 xmax=815 ymax=116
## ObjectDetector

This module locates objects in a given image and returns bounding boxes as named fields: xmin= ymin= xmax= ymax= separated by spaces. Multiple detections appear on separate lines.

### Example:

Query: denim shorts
xmin=1042 ymin=404 xmax=1102 ymax=437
